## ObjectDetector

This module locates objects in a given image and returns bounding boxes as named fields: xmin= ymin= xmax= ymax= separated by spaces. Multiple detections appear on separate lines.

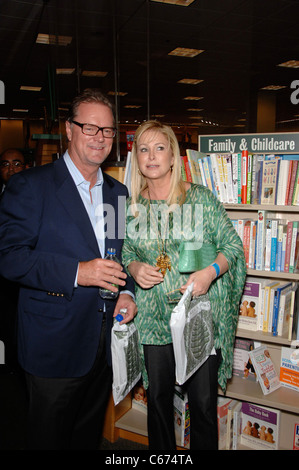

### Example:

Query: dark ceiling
xmin=1 ymin=0 xmax=299 ymax=134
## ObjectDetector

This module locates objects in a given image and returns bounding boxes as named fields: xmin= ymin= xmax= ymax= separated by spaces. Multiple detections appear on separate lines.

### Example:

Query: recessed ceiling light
xmin=13 ymin=108 xmax=29 ymax=112
xmin=82 ymin=71 xmax=108 ymax=77
xmin=278 ymin=60 xmax=299 ymax=69
xmin=178 ymin=78 xmax=203 ymax=85
xmin=152 ymin=114 xmax=165 ymax=118
xmin=20 ymin=86 xmax=42 ymax=91
xmin=56 ymin=68 xmax=75 ymax=75
xmin=36 ymin=33 xmax=72 ymax=46
xmin=124 ymin=105 xmax=142 ymax=108
xmin=187 ymin=108 xmax=203 ymax=112
xmin=168 ymin=47 xmax=204 ymax=58
xmin=108 ymin=91 xmax=128 ymax=96
xmin=151 ymin=0 xmax=195 ymax=5
xmin=183 ymin=96 xmax=204 ymax=100
xmin=188 ymin=116 xmax=203 ymax=119
xmin=260 ymin=85 xmax=287 ymax=90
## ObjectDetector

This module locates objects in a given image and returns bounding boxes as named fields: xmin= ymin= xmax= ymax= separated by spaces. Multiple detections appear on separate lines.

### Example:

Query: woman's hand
xmin=180 ymin=265 xmax=216 ymax=297
xmin=128 ymin=261 xmax=164 ymax=289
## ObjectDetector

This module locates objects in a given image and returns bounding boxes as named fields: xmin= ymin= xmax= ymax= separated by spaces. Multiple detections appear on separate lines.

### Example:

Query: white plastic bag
xmin=170 ymin=283 xmax=215 ymax=385
xmin=111 ymin=318 xmax=141 ymax=405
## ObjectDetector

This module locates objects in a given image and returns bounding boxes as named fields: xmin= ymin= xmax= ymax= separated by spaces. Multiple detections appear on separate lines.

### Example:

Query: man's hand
xmin=114 ymin=293 xmax=138 ymax=324
xmin=77 ymin=258 xmax=127 ymax=293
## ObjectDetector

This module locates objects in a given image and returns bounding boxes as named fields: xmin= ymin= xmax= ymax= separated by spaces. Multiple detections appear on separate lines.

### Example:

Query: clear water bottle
xmin=99 ymin=247 xmax=120 ymax=299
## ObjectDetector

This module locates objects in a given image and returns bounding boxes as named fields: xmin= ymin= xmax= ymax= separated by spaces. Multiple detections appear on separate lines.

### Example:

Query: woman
xmin=122 ymin=120 xmax=246 ymax=450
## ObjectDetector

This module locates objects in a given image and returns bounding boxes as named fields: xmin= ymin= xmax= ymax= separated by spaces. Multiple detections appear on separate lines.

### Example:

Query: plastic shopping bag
xmin=170 ymin=283 xmax=215 ymax=385
xmin=111 ymin=316 xmax=141 ymax=405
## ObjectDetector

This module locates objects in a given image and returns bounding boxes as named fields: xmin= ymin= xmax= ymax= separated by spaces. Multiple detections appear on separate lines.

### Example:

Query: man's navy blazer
xmin=0 ymin=156 xmax=134 ymax=378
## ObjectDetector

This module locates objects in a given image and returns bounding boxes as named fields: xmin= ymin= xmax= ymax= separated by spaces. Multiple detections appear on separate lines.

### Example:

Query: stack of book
xmin=181 ymin=149 xmax=299 ymax=206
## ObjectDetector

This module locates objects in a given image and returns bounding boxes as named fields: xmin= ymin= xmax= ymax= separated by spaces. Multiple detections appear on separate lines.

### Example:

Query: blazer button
xmin=98 ymin=308 xmax=104 ymax=313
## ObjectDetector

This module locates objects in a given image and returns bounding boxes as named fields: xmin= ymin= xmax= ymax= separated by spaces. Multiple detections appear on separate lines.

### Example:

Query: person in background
xmin=122 ymin=120 xmax=246 ymax=450
xmin=0 ymin=89 xmax=137 ymax=450
xmin=0 ymin=148 xmax=26 ymax=373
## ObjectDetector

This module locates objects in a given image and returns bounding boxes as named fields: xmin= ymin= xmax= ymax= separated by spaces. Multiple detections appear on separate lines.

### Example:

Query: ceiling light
xmin=108 ymin=91 xmax=128 ymax=96
xmin=56 ymin=68 xmax=75 ymax=75
xmin=260 ymin=85 xmax=287 ymax=90
xmin=82 ymin=71 xmax=108 ymax=77
xmin=278 ymin=60 xmax=299 ymax=68
xmin=13 ymin=108 xmax=29 ymax=112
xmin=151 ymin=0 xmax=195 ymax=5
xmin=183 ymin=96 xmax=204 ymax=100
xmin=20 ymin=86 xmax=42 ymax=91
xmin=187 ymin=108 xmax=203 ymax=112
xmin=124 ymin=105 xmax=142 ymax=108
xmin=36 ymin=33 xmax=72 ymax=46
xmin=152 ymin=114 xmax=165 ymax=118
xmin=178 ymin=78 xmax=203 ymax=85
xmin=168 ymin=47 xmax=204 ymax=58
xmin=188 ymin=116 xmax=203 ymax=119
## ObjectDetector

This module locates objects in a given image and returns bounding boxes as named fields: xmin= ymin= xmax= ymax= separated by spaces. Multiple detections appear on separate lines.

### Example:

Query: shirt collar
xmin=63 ymin=150 xmax=103 ymax=187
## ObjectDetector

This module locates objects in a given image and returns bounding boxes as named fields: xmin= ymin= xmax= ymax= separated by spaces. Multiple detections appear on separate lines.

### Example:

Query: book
xmin=276 ymin=159 xmax=290 ymax=205
xmin=238 ymin=277 xmax=267 ymax=331
xmin=186 ymin=149 xmax=203 ymax=185
xmin=182 ymin=155 xmax=192 ymax=182
xmin=280 ymin=347 xmax=299 ymax=393
xmin=217 ymin=397 xmax=233 ymax=449
xmin=255 ymin=210 xmax=267 ymax=270
xmin=131 ymin=381 xmax=147 ymax=414
xmin=276 ymin=222 xmax=286 ymax=271
xmin=202 ymin=156 xmax=215 ymax=194
xmin=264 ymin=218 xmax=272 ymax=271
xmin=231 ymin=153 xmax=239 ymax=204
xmin=216 ymin=154 xmax=227 ymax=202
xmin=289 ymin=221 xmax=299 ymax=273
xmin=288 ymin=286 xmax=298 ymax=341
xmin=248 ymin=220 xmax=257 ymax=269
xmin=240 ymin=402 xmax=280 ymax=450
xmin=272 ymin=282 xmax=293 ymax=336
xmin=251 ymin=154 xmax=264 ymax=205
xmin=232 ymin=338 xmax=257 ymax=381
xmin=284 ymin=221 xmax=294 ymax=272
xmin=292 ymin=162 xmax=299 ymax=205
xmin=246 ymin=153 xmax=252 ymax=204
xmin=210 ymin=153 xmax=221 ymax=201
xmin=242 ymin=219 xmax=251 ymax=267
xmin=270 ymin=219 xmax=278 ymax=271
xmin=241 ymin=150 xmax=248 ymax=204
xmin=173 ymin=385 xmax=190 ymax=449
xmin=288 ymin=160 xmax=298 ymax=205
xmin=249 ymin=345 xmax=281 ymax=395
xmin=225 ymin=400 xmax=242 ymax=450
xmin=284 ymin=160 xmax=293 ymax=205
xmin=260 ymin=158 xmax=280 ymax=205
xmin=232 ymin=401 xmax=242 ymax=450
xmin=293 ymin=423 xmax=299 ymax=450
xmin=262 ymin=281 xmax=281 ymax=332
xmin=222 ymin=154 xmax=234 ymax=203
xmin=277 ymin=289 xmax=295 ymax=338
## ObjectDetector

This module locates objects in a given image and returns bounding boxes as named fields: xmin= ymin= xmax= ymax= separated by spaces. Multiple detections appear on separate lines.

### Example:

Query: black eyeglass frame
xmin=71 ymin=120 xmax=117 ymax=138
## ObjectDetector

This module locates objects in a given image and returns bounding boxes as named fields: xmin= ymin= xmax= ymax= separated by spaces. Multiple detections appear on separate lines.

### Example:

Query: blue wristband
xmin=210 ymin=262 xmax=220 ymax=278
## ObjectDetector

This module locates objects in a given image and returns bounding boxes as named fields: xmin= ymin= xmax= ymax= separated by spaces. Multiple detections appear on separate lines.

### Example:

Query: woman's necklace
xmin=148 ymin=189 xmax=171 ymax=277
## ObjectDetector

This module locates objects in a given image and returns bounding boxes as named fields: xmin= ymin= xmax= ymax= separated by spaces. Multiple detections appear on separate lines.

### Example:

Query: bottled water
xmin=99 ymin=248 xmax=120 ymax=299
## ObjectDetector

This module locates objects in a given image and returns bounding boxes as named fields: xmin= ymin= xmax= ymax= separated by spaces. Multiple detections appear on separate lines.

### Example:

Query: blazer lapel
xmin=54 ymin=158 xmax=101 ymax=257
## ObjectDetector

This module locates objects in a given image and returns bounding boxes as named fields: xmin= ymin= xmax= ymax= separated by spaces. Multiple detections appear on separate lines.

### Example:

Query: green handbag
xmin=178 ymin=241 xmax=217 ymax=273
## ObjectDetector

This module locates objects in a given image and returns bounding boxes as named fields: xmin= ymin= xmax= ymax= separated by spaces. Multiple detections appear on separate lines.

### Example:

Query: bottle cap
xmin=115 ymin=314 xmax=124 ymax=322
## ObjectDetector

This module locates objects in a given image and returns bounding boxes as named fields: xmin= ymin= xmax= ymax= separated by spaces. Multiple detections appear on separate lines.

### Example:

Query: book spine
xmin=287 ymin=161 xmax=298 ymax=205
xmin=210 ymin=154 xmax=221 ymax=201
xmin=248 ymin=220 xmax=257 ymax=269
xmin=289 ymin=221 xmax=298 ymax=273
xmin=223 ymin=155 xmax=234 ymax=203
xmin=264 ymin=220 xmax=272 ymax=271
xmin=270 ymin=219 xmax=278 ymax=272
xmin=246 ymin=153 xmax=252 ymax=204
xmin=256 ymin=211 xmax=266 ymax=270
xmin=284 ymin=221 xmax=294 ymax=272
xmin=231 ymin=153 xmax=239 ymax=204
xmin=276 ymin=224 xmax=283 ymax=272
xmin=241 ymin=150 xmax=248 ymax=204
xmin=183 ymin=155 xmax=192 ymax=182
xmin=284 ymin=160 xmax=293 ymax=205
xmin=216 ymin=154 xmax=227 ymax=202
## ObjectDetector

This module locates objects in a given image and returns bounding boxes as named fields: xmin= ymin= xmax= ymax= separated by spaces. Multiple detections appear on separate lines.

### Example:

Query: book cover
xmin=240 ymin=402 xmax=280 ymax=450
xmin=280 ymin=347 xmax=299 ymax=393
xmin=204 ymin=156 xmax=217 ymax=197
xmin=131 ymin=382 xmax=147 ymax=414
xmin=233 ymin=338 xmax=257 ymax=381
xmin=232 ymin=401 xmax=242 ymax=450
xmin=238 ymin=277 xmax=267 ymax=331
xmin=210 ymin=153 xmax=221 ymax=201
xmin=260 ymin=159 xmax=280 ymax=205
xmin=182 ymin=155 xmax=192 ymax=182
xmin=256 ymin=210 xmax=267 ymax=270
xmin=249 ymin=345 xmax=281 ymax=395
xmin=225 ymin=400 xmax=242 ymax=450
xmin=202 ymin=156 xmax=214 ymax=193
xmin=186 ymin=149 xmax=203 ymax=185
xmin=293 ymin=423 xmax=299 ymax=450
xmin=277 ymin=289 xmax=294 ymax=338
xmin=270 ymin=219 xmax=278 ymax=271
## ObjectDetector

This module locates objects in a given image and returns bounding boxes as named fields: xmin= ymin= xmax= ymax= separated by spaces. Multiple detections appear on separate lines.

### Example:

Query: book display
xmin=103 ymin=132 xmax=299 ymax=450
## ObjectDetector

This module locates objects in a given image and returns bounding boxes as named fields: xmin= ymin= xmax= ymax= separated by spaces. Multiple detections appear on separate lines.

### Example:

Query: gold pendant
xmin=156 ymin=252 xmax=171 ymax=277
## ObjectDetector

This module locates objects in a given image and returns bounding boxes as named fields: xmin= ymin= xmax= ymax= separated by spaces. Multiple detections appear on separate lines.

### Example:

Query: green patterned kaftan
xmin=122 ymin=183 xmax=246 ymax=391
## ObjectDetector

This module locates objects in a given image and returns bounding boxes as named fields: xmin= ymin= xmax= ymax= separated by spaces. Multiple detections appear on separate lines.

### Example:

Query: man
xmin=0 ymin=148 xmax=25 ymax=194
xmin=0 ymin=148 xmax=25 ymax=373
xmin=0 ymin=89 xmax=137 ymax=449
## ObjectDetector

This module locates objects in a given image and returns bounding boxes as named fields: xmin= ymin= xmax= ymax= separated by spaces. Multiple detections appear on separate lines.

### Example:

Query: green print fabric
xmin=122 ymin=184 xmax=246 ymax=391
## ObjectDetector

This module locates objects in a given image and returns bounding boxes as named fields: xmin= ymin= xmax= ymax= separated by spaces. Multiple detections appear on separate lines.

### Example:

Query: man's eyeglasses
xmin=71 ymin=120 xmax=116 ymax=138
xmin=0 ymin=160 xmax=24 ymax=169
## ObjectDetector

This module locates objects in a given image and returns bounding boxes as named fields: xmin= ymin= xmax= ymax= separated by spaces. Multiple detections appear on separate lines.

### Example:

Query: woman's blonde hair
xmin=130 ymin=120 xmax=186 ymax=207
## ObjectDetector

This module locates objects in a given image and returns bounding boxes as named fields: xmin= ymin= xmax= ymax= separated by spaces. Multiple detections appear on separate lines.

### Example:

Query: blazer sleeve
xmin=0 ymin=171 xmax=78 ymax=299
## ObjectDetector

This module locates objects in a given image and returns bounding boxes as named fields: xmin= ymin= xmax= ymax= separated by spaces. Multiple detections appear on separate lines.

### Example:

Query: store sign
xmin=198 ymin=132 xmax=299 ymax=154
